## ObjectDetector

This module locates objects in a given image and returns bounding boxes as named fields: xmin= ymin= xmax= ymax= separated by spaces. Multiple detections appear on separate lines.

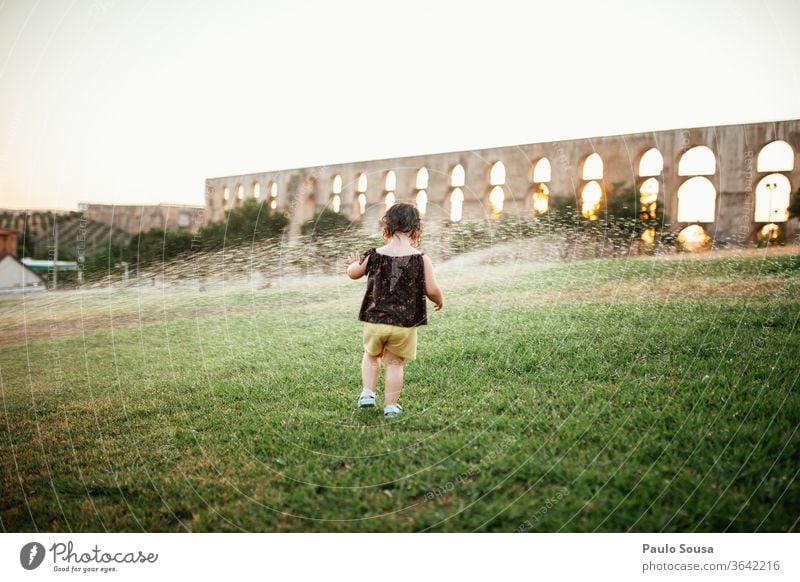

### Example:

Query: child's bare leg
xmin=361 ymin=351 xmax=381 ymax=391
xmin=383 ymin=349 xmax=405 ymax=406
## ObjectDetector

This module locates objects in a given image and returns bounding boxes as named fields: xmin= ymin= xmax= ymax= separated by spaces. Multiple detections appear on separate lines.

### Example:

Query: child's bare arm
xmin=345 ymin=253 xmax=369 ymax=280
xmin=422 ymin=254 xmax=444 ymax=311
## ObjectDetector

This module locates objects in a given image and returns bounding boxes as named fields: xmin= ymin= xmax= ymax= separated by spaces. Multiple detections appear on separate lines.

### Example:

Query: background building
xmin=0 ymin=252 xmax=46 ymax=293
xmin=78 ymin=203 xmax=206 ymax=235
xmin=205 ymin=119 xmax=800 ymax=247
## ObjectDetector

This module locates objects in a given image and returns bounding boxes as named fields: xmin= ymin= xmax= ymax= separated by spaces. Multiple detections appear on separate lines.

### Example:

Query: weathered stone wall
xmin=205 ymin=120 xmax=800 ymax=245
xmin=78 ymin=203 xmax=206 ymax=235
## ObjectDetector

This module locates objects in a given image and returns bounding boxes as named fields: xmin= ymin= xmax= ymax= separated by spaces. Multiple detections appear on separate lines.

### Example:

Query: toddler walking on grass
xmin=345 ymin=203 xmax=444 ymax=418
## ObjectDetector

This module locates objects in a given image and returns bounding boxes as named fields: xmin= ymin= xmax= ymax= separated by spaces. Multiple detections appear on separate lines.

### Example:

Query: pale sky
xmin=1 ymin=0 xmax=798 ymax=210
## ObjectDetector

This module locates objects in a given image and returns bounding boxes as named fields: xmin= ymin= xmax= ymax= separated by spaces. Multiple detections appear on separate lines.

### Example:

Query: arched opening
xmin=582 ymin=153 xmax=603 ymax=180
xmin=677 ymin=176 xmax=716 ymax=222
xmin=754 ymin=173 xmax=791 ymax=223
xmin=450 ymin=188 xmax=464 ymax=222
xmin=639 ymin=177 xmax=659 ymax=219
xmin=236 ymin=184 xmax=244 ymax=205
xmin=490 ymin=162 xmax=506 ymax=186
xmin=580 ymin=180 xmax=602 ymax=220
xmin=416 ymin=190 xmax=427 ymax=215
xmin=222 ymin=186 xmax=230 ymax=210
xmin=332 ymin=175 xmax=342 ymax=195
xmin=384 ymin=192 xmax=396 ymax=210
xmin=489 ymin=185 xmax=504 ymax=216
xmin=416 ymin=168 xmax=429 ymax=190
xmin=677 ymin=225 xmax=711 ymax=252
xmin=757 ymin=223 xmax=784 ymax=246
xmin=532 ymin=183 xmax=549 ymax=214
xmin=269 ymin=181 xmax=278 ymax=210
xmin=357 ymin=194 xmax=367 ymax=215
xmin=638 ymin=148 xmax=664 ymax=177
xmin=532 ymin=158 xmax=551 ymax=183
xmin=679 ymin=146 xmax=716 ymax=176
xmin=451 ymin=164 xmax=465 ymax=188
xmin=253 ymin=182 xmax=261 ymax=199
xmin=331 ymin=195 xmax=341 ymax=213
xmin=385 ymin=170 xmax=396 ymax=192
xmin=757 ymin=140 xmax=794 ymax=172
xmin=357 ymin=173 xmax=368 ymax=194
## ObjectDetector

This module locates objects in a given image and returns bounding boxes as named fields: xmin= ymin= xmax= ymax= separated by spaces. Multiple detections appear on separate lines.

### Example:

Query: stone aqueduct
xmin=205 ymin=120 xmax=800 ymax=247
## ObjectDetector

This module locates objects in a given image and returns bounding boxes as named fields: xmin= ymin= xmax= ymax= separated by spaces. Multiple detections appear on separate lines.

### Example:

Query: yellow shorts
xmin=362 ymin=322 xmax=418 ymax=361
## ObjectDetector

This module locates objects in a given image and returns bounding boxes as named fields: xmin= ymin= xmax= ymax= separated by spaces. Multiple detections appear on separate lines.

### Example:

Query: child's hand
xmin=345 ymin=253 xmax=360 ymax=270
xmin=433 ymin=300 xmax=443 ymax=312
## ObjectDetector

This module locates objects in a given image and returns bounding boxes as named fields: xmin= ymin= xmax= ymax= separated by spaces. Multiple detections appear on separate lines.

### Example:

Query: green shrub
xmin=301 ymin=208 xmax=354 ymax=239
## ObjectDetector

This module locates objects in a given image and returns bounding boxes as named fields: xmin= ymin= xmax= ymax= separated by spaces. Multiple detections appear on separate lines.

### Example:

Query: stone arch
xmin=532 ymin=157 xmax=551 ymax=183
xmin=679 ymin=146 xmax=716 ymax=176
xmin=385 ymin=170 xmax=396 ymax=192
xmin=580 ymin=180 xmax=602 ymax=220
xmin=638 ymin=148 xmax=664 ymax=177
xmin=332 ymin=174 xmax=343 ymax=195
xmin=677 ymin=176 xmax=716 ymax=222
xmin=450 ymin=188 xmax=464 ymax=221
xmin=269 ymin=181 xmax=278 ymax=210
xmin=532 ymin=183 xmax=549 ymax=214
xmin=416 ymin=190 xmax=428 ymax=215
xmin=253 ymin=181 xmax=261 ymax=199
xmin=451 ymin=164 xmax=466 ymax=188
xmin=488 ymin=185 xmax=504 ymax=216
xmin=639 ymin=177 xmax=659 ymax=219
xmin=357 ymin=173 xmax=368 ymax=194
xmin=490 ymin=161 xmax=506 ymax=186
xmin=582 ymin=153 xmax=603 ymax=181
xmin=754 ymin=173 xmax=791 ymax=223
xmin=757 ymin=140 xmax=794 ymax=173
xmin=416 ymin=168 xmax=429 ymax=190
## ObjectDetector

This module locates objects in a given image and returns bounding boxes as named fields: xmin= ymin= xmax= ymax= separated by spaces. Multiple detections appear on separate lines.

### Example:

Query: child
xmin=345 ymin=202 xmax=444 ymax=418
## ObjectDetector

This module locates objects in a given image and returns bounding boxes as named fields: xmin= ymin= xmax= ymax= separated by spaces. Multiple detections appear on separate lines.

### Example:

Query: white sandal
xmin=383 ymin=403 xmax=403 ymax=419
xmin=357 ymin=388 xmax=376 ymax=408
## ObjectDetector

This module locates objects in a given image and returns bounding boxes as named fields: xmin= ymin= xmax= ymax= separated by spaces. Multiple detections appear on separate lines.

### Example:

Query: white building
xmin=0 ymin=252 xmax=46 ymax=293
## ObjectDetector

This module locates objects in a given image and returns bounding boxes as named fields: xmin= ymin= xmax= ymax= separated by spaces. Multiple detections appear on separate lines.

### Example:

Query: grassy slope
xmin=0 ymin=252 xmax=798 ymax=532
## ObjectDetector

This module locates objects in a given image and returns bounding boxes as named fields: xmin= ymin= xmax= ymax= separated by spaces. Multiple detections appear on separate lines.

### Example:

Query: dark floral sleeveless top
xmin=357 ymin=248 xmax=427 ymax=327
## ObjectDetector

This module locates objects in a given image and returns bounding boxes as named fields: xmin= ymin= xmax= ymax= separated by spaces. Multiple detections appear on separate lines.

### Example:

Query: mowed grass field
xmin=1 ymin=248 xmax=799 ymax=532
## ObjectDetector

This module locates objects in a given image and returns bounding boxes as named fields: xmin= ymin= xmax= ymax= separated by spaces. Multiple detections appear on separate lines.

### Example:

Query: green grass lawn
xmin=1 ymin=250 xmax=799 ymax=532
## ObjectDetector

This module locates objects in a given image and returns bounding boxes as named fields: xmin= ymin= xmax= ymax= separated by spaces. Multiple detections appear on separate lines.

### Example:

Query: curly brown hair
xmin=380 ymin=202 xmax=422 ymax=239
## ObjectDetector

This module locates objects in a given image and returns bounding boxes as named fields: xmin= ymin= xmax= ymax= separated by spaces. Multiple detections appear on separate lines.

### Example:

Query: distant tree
xmin=604 ymin=182 xmax=639 ymax=220
xmin=301 ymin=208 xmax=353 ymax=239
xmin=129 ymin=228 xmax=194 ymax=266
xmin=604 ymin=181 xmax=664 ymax=233
xmin=83 ymin=244 xmax=126 ymax=280
xmin=199 ymin=199 xmax=289 ymax=249
xmin=790 ymin=187 xmax=800 ymax=219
